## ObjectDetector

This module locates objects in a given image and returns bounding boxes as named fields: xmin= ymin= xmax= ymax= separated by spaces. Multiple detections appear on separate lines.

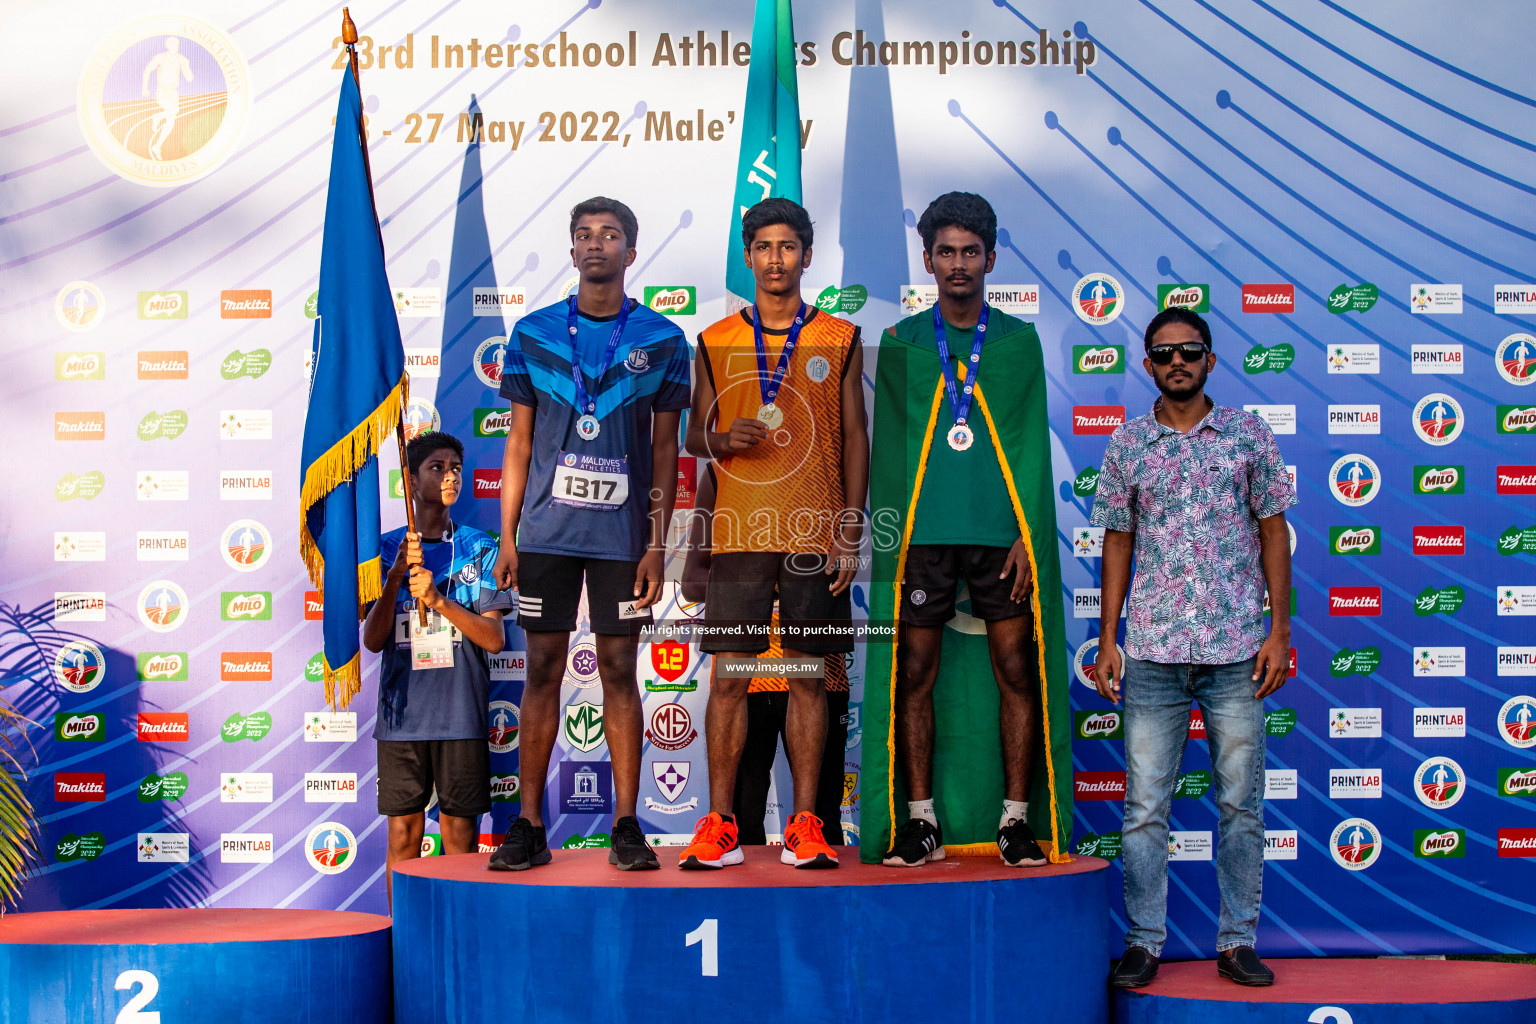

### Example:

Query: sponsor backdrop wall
xmin=3 ymin=0 xmax=1534 ymax=954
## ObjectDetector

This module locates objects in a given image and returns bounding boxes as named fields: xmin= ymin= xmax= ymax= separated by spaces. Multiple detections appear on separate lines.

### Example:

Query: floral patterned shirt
xmin=1089 ymin=400 xmax=1296 ymax=665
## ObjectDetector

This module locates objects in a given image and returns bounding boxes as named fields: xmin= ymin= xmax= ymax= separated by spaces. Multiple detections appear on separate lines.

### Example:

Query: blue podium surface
xmin=0 ymin=908 xmax=392 ymax=1024
xmin=393 ymin=847 xmax=1112 ymax=1024
xmin=1113 ymin=958 xmax=1536 ymax=1024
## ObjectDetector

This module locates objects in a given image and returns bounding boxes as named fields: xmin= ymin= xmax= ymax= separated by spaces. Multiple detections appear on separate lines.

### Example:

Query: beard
xmin=1155 ymin=363 xmax=1208 ymax=401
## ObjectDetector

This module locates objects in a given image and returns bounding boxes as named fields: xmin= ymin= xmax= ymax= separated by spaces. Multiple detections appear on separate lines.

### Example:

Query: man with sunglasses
xmin=1090 ymin=307 xmax=1295 ymax=989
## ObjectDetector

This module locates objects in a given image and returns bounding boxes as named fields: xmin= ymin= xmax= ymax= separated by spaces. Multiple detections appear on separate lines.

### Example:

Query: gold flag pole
xmin=342 ymin=8 xmax=426 ymax=626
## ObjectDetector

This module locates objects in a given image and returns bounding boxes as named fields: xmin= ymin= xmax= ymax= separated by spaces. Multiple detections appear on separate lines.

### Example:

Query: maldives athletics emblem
xmin=54 ymin=640 xmax=105 ymax=693
xmin=1498 ymin=696 xmax=1536 ymax=748
xmin=1413 ymin=393 xmax=1463 ymax=445
xmin=1497 ymin=333 xmax=1536 ymax=385
xmin=1330 ymin=817 xmax=1381 ymax=870
xmin=1328 ymin=454 xmax=1379 ymax=506
xmin=77 ymin=16 xmax=251 ymax=187
xmin=221 ymin=519 xmax=271 ymax=571
xmin=1072 ymin=273 xmax=1124 ymax=326
xmin=306 ymin=822 xmax=356 ymax=874
xmin=1414 ymin=756 xmax=1465 ymax=809
xmin=473 ymin=336 xmax=508 ymax=388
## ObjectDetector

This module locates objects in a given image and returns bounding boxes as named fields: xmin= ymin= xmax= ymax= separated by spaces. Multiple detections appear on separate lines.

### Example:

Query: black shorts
xmin=900 ymin=544 xmax=1031 ymax=627
xmin=703 ymin=552 xmax=853 ymax=655
xmin=377 ymin=738 xmax=491 ymax=818
xmin=516 ymin=552 xmax=652 ymax=635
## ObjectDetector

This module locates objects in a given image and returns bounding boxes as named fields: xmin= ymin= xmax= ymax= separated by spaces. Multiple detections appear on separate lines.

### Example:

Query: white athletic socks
xmin=908 ymin=799 xmax=937 ymax=826
xmin=1002 ymin=800 xmax=1029 ymax=829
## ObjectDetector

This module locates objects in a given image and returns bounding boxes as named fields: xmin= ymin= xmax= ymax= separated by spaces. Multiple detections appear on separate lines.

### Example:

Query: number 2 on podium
xmin=115 ymin=970 xmax=160 ymax=1023
xmin=685 ymin=918 xmax=719 ymax=976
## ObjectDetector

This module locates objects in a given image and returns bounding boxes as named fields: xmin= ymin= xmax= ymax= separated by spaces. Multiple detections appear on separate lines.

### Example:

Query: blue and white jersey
xmin=499 ymin=298 xmax=691 ymax=560
xmin=374 ymin=524 xmax=512 ymax=741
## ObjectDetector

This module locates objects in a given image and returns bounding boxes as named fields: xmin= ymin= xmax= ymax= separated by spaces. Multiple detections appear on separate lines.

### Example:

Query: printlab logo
xmin=1072 ymin=273 xmax=1123 ymax=325
xmin=77 ymin=16 xmax=251 ymax=186
xmin=1243 ymin=343 xmax=1293 ymax=375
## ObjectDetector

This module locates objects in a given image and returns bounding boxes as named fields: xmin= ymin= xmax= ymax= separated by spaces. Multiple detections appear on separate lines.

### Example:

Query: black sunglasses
xmin=1147 ymin=342 xmax=1210 ymax=365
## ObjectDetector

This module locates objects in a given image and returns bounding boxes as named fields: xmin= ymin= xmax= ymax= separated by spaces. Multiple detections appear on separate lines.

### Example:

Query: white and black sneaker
xmin=488 ymin=817 xmax=551 ymax=872
xmin=608 ymin=815 xmax=659 ymax=871
xmin=998 ymin=817 xmax=1048 ymax=867
xmin=882 ymin=817 xmax=945 ymax=867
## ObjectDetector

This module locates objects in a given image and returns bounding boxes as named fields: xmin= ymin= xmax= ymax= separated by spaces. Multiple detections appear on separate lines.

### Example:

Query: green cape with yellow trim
xmin=859 ymin=311 xmax=1073 ymax=863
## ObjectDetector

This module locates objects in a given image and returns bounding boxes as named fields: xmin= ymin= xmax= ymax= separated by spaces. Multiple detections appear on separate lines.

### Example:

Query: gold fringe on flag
xmin=323 ymin=651 xmax=362 ymax=712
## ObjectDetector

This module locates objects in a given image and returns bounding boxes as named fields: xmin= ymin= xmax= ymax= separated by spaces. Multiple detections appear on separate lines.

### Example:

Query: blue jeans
xmin=1121 ymin=656 xmax=1266 ymax=955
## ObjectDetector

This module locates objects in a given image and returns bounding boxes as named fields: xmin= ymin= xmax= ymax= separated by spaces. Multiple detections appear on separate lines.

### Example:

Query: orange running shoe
xmin=679 ymin=812 xmax=743 ymax=870
xmin=781 ymin=812 xmax=839 ymax=868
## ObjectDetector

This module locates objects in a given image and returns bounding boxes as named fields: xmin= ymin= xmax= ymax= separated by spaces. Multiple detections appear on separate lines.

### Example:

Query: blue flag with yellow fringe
xmin=300 ymin=68 xmax=406 ymax=708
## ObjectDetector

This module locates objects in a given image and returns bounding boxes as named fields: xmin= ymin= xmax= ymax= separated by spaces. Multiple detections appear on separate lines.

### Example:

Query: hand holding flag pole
xmin=340 ymin=8 xmax=427 ymax=627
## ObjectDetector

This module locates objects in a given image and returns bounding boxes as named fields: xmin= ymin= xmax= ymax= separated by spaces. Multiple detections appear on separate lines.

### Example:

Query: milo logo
xmin=1243 ymin=343 xmax=1294 ymax=374
xmin=56 ymin=471 xmax=106 ymax=501
xmin=55 ymin=832 xmax=106 ymax=862
xmin=1327 ymin=283 xmax=1379 ymax=314
xmin=221 ymin=711 xmax=273 ymax=743
xmin=136 ymin=652 xmax=188 ymax=681
xmin=1499 ymin=768 xmax=1536 ymax=796
xmin=1158 ymin=284 xmax=1209 ymax=311
xmin=55 ymin=713 xmax=105 ymax=741
xmin=222 ymin=592 xmax=271 ymax=620
xmin=1329 ymin=526 xmax=1380 ymax=555
xmin=490 ymin=774 xmax=521 ymax=802
xmin=1265 ymin=708 xmax=1297 ymax=737
xmin=1498 ymin=526 xmax=1536 ymax=555
xmin=1499 ymin=405 xmax=1536 ymax=434
xmin=221 ymin=348 xmax=272 ymax=380
xmin=139 ymin=771 xmax=190 ymax=802
xmin=1414 ymin=466 xmax=1463 ymax=495
xmin=305 ymin=653 xmax=325 ymax=682
xmin=1074 ymin=710 xmax=1124 ymax=739
xmin=1073 ymin=467 xmax=1100 ymax=497
xmin=1414 ymin=585 xmax=1465 ymax=617
xmin=137 ymin=291 xmax=188 ymax=319
xmin=474 ymin=408 xmax=514 ymax=438
xmin=1073 ymin=831 xmax=1123 ymax=859
xmin=1174 ymin=770 xmax=1212 ymax=799
xmin=1330 ymin=647 xmax=1382 ymax=678
xmin=1073 ymin=345 xmax=1124 ymax=374
xmin=55 ymin=352 xmax=105 ymax=380
xmin=813 ymin=284 xmax=868 ymax=314
xmin=1415 ymin=828 xmax=1465 ymax=858
xmin=138 ymin=409 xmax=189 ymax=441
xmin=643 ymin=285 xmax=698 ymax=316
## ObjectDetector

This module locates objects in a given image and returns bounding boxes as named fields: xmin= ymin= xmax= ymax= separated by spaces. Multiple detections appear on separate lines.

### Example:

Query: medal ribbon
xmin=932 ymin=302 xmax=990 ymax=427
xmin=751 ymin=302 xmax=808 ymax=406
xmin=566 ymin=296 xmax=634 ymax=417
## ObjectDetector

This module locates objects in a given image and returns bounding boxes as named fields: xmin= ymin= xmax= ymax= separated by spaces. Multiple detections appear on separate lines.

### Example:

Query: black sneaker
xmin=882 ymin=817 xmax=945 ymax=867
xmin=487 ymin=817 xmax=550 ymax=872
xmin=998 ymin=817 xmax=1048 ymax=867
xmin=608 ymin=816 xmax=659 ymax=871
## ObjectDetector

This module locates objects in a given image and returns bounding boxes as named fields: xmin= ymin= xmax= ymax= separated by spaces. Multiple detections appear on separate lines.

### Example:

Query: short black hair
xmin=742 ymin=197 xmax=813 ymax=249
xmin=570 ymin=196 xmax=638 ymax=249
xmin=1143 ymin=307 xmax=1212 ymax=350
xmin=405 ymin=430 xmax=464 ymax=475
xmin=917 ymin=192 xmax=997 ymax=254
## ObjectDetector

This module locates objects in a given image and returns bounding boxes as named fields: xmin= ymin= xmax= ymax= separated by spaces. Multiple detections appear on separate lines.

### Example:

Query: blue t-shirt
xmin=373 ymin=524 xmax=512 ymax=742
xmin=499 ymin=298 xmax=691 ymax=560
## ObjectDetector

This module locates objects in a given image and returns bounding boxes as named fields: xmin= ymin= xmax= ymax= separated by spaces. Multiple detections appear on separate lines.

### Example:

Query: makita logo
xmin=1414 ymin=526 xmax=1464 ymax=555
xmin=304 ymin=591 xmax=323 ymax=619
xmin=1498 ymin=467 xmax=1536 ymax=494
xmin=1072 ymin=406 xmax=1125 ymax=435
xmin=220 ymin=290 xmax=272 ymax=318
xmin=55 ymin=773 xmax=106 ymax=802
xmin=221 ymin=653 xmax=273 ymax=681
xmin=1499 ymin=829 xmax=1536 ymax=856
xmin=473 ymin=469 xmax=502 ymax=498
xmin=1241 ymin=284 xmax=1295 ymax=312
xmin=226 ymin=594 xmax=266 ymax=618
xmin=1329 ymin=587 xmax=1381 ymax=615
xmin=1074 ymin=771 xmax=1127 ymax=799
xmin=55 ymin=413 xmax=106 ymax=439
xmin=137 ymin=353 xmax=188 ymax=379
xmin=137 ymin=713 xmax=189 ymax=741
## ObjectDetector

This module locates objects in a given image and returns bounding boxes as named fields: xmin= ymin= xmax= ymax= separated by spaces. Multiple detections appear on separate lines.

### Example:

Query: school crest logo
xmin=77 ymin=16 xmax=251 ymax=186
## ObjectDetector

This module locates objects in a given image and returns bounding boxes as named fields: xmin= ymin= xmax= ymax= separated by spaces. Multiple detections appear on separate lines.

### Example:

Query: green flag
xmin=861 ymin=312 xmax=1074 ymax=864
xmin=726 ymin=0 xmax=802 ymax=309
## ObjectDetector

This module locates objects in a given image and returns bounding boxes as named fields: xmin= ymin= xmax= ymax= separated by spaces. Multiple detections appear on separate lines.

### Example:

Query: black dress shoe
xmin=1217 ymin=946 xmax=1275 ymax=986
xmin=1109 ymin=946 xmax=1160 ymax=988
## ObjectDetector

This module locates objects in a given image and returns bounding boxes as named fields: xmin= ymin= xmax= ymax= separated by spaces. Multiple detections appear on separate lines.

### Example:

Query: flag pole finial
xmin=341 ymin=8 xmax=358 ymax=46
